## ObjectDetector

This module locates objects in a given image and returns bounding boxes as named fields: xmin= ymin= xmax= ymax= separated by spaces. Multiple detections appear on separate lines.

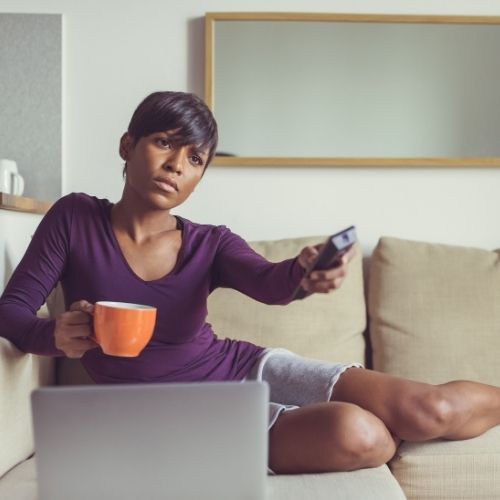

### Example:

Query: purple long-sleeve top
xmin=0 ymin=193 xmax=304 ymax=383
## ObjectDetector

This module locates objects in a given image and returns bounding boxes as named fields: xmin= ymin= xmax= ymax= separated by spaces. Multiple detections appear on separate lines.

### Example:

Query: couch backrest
xmin=369 ymin=236 xmax=500 ymax=385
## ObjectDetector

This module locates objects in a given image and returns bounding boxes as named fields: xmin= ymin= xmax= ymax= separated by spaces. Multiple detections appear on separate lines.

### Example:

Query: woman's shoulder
xmin=50 ymin=192 xmax=111 ymax=214
xmin=39 ymin=193 xmax=111 ymax=233
xmin=175 ymin=216 xmax=251 ymax=259
xmin=175 ymin=215 xmax=227 ymax=235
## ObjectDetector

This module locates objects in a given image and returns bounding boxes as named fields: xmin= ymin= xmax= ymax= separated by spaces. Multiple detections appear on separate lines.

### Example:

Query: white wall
xmin=2 ymin=0 xmax=500 ymax=288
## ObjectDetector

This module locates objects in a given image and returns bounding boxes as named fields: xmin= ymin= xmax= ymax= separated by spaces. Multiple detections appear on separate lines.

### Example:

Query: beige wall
xmin=2 ymin=0 xmax=500 ymax=289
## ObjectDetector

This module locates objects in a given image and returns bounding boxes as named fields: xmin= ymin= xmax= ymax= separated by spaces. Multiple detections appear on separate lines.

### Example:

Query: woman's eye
xmin=190 ymin=155 xmax=203 ymax=166
xmin=156 ymin=138 xmax=171 ymax=148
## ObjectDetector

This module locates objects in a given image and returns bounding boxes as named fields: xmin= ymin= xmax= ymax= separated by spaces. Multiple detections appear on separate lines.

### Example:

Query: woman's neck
xmin=111 ymin=198 xmax=178 ymax=244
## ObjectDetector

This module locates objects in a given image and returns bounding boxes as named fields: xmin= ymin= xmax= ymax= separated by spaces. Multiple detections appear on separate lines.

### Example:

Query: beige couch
xmin=1 ymin=235 xmax=500 ymax=500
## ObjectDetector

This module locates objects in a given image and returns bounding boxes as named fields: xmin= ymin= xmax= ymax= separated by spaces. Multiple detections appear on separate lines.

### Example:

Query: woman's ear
xmin=119 ymin=132 xmax=133 ymax=160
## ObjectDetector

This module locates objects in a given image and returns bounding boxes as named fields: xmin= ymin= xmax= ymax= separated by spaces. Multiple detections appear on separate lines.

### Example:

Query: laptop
xmin=31 ymin=381 xmax=269 ymax=500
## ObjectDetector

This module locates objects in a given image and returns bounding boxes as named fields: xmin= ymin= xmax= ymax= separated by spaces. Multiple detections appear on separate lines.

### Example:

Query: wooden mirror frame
xmin=205 ymin=12 xmax=500 ymax=168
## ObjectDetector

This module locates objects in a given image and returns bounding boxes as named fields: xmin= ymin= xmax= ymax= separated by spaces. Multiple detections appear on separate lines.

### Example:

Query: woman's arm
xmin=211 ymin=227 xmax=355 ymax=305
xmin=0 ymin=195 xmax=74 ymax=355
xmin=211 ymin=228 xmax=305 ymax=305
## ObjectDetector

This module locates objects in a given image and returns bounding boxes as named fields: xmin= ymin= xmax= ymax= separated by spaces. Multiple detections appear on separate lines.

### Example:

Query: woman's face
xmin=120 ymin=131 xmax=209 ymax=211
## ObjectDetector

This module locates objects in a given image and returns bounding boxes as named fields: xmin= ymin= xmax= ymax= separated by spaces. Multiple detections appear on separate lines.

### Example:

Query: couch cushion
xmin=390 ymin=425 xmax=500 ymax=500
xmin=0 ymin=339 xmax=54 ymax=478
xmin=269 ymin=465 xmax=407 ymax=499
xmin=0 ymin=458 xmax=37 ymax=500
xmin=368 ymin=237 xmax=500 ymax=384
xmin=208 ymin=236 xmax=367 ymax=365
xmin=0 ymin=458 xmax=406 ymax=500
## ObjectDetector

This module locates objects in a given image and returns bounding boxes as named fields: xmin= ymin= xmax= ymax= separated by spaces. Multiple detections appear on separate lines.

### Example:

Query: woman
xmin=1 ymin=91 xmax=499 ymax=474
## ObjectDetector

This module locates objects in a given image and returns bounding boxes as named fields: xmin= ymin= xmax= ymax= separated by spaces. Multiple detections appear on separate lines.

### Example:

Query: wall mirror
xmin=205 ymin=13 xmax=500 ymax=167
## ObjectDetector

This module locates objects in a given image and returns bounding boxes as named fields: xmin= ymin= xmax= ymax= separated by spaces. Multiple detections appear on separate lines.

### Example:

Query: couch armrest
xmin=0 ymin=338 xmax=55 ymax=478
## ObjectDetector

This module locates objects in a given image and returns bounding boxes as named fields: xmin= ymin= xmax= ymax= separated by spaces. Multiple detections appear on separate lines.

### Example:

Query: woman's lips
xmin=153 ymin=179 xmax=177 ymax=193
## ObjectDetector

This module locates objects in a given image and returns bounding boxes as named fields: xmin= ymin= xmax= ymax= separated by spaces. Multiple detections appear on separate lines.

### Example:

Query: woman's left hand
xmin=297 ymin=244 xmax=356 ymax=295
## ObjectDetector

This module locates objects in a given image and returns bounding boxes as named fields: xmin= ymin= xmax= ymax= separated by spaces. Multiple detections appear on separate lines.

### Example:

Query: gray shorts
xmin=245 ymin=348 xmax=363 ymax=430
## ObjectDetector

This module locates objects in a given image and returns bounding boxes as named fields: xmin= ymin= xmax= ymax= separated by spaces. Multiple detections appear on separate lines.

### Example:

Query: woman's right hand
xmin=54 ymin=300 xmax=98 ymax=358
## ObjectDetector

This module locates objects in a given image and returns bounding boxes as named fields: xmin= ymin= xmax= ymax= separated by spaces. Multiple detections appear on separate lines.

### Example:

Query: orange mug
xmin=92 ymin=301 xmax=157 ymax=357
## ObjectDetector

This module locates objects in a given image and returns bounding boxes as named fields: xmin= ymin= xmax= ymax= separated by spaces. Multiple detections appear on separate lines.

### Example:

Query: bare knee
xmin=335 ymin=403 xmax=396 ymax=470
xmin=399 ymin=387 xmax=459 ymax=441
xmin=269 ymin=402 xmax=396 ymax=474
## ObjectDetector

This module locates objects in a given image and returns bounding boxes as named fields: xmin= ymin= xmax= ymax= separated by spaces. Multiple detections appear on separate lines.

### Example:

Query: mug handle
xmin=89 ymin=310 xmax=99 ymax=345
xmin=12 ymin=173 xmax=24 ymax=196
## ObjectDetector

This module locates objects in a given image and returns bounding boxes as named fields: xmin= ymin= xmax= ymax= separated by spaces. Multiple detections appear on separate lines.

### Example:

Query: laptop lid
xmin=31 ymin=381 xmax=269 ymax=500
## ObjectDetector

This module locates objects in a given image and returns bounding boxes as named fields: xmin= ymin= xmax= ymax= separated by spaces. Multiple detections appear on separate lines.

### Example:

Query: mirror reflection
xmin=206 ymin=14 xmax=500 ymax=165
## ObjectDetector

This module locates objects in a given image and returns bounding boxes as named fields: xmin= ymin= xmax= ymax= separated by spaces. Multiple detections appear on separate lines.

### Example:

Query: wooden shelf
xmin=0 ymin=192 xmax=52 ymax=214
xmin=211 ymin=156 xmax=500 ymax=168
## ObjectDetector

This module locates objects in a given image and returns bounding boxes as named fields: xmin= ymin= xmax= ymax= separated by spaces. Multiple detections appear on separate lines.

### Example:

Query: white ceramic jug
xmin=0 ymin=159 xmax=25 ymax=196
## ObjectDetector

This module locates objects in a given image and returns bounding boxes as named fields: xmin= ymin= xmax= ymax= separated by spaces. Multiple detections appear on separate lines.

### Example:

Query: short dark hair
xmin=127 ymin=91 xmax=218 ymax=165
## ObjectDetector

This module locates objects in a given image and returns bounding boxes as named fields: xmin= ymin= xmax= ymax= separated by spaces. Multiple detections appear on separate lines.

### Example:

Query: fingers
xmin=57 ymin=320 xmax=93 ymax=339
xmin=55 ymin=300 xmax=97 ymax=358
xmin=300 ymin=268 xmax=347 ymax=294
xmin=297 ymin=245 xmax=320 ymax=270
xmin=69 ymin=300 xmax=94 ymax=315
xmin=300 ymin=245 xmax=357 ymax=295
xmin=57 ymin=338 xmax=98 ymax=359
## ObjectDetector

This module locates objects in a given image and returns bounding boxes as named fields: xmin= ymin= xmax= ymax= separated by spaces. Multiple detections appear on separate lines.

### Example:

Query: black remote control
xmin=292 ymin=225 xmax=357 ymax=300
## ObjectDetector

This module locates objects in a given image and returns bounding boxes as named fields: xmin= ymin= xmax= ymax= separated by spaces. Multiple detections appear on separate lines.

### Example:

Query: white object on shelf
xmin=0 ymin=159 xmax=24 ymax=196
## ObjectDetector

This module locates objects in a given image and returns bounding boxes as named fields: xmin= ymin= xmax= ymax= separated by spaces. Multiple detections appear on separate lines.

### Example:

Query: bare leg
xmin=332 ymin=368 xmax=500 ymax=441
xmin=269 ymin=401 xmax=398 ymax=474
xmin=269 ymin=369 xmax=500 ymax=473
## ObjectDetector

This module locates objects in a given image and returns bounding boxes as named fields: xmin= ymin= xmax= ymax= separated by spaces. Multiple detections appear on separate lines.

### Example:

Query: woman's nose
xmin=163 ymin=148 xmax=185 ymax=173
